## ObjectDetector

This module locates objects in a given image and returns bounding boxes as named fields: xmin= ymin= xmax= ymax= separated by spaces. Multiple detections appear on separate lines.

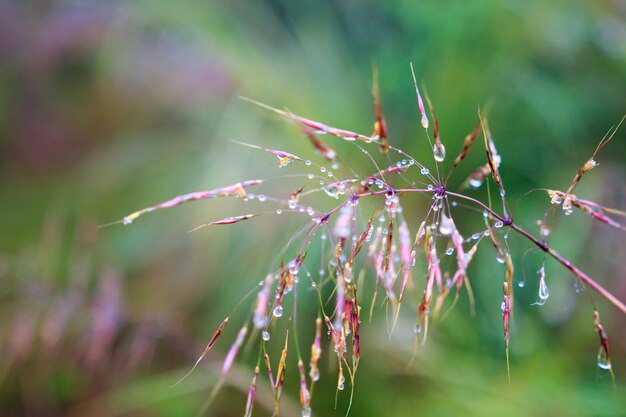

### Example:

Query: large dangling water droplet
xmin=262 ymin=330 xmax=270 ymax=341
xmin=433 ymin=143 xmax=446 ymax=162
xmin=301 ymin=407 xmax=312 ymax=417
xmin=337 ymin=376 xmax=345 ymax=391
xmin=538 ymin=266 xmax=549 ymax=303
xmin=273 ymin=305 xmax=284 ymax=317
xmin=597 ymin=350 xmax=611 ymax=370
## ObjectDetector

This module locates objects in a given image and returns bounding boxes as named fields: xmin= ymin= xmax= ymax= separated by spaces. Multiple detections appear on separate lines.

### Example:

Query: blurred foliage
xmin=0 ymin=0 xmax=625 ymax=416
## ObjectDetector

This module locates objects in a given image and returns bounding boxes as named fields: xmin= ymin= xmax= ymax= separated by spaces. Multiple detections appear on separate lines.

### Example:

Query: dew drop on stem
xmin=337 ymin=375 xmax=345 ymax=391
xmin=538 ymin=266 xmax=549 ymax=303
xmin=469 ymin=178 xmax=483 ymax=188
xmin=433 ymin=143 xmax=446 ymax=162
xmin=597 ymin=350 xmax=611 ymax=370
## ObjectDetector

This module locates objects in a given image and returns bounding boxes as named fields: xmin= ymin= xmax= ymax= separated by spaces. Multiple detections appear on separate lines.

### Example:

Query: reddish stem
xmin=445 ymin=191 xmax=626 ymax=314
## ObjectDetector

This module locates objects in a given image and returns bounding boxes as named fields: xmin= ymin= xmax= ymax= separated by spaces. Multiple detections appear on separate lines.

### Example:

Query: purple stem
xmin=444 ymin=191 xmax=626 ymax=315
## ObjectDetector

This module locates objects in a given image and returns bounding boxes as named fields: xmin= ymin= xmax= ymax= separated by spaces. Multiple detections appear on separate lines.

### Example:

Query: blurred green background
xmin=1 ymin=0 xmax=625 ymax=416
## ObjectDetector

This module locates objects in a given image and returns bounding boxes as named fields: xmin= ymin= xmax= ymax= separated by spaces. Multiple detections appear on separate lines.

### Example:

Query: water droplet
xmin=288 ymin=200 xmax=297 ymax=209
xmin=257 ymin=194 xmax=267 ymax=202
xmin=262 ymin=330 xmax=270 ymax=341
xmin=471 ymin=233 xmax=481 ymax=240
xmin=276 ymin=209 xmax=283 ymax=215
xmin=307 ymin=207 xmax=315 ymax=216
xmin=495 ymin=221 xmax=504 ymax=228
xmin=337 ymin=376 xmax=345 ymax=391
xmin=123 ymin=217 xmax=133 ymax=225
xmin=421 ymin=167 xmax=430 ymax=175
xmin=427 ymin=184 xmax=434 ymax=191
xmin=597 ymin=351 xmax=611 ymax=370
xmin=538 ymin=266 xmax=549 ymax=303
xmin=496 ymin=254 xmax=505 ymax=264
xmin=311 ymin=281 xmax=317 ymax=288
xmin=305 ymin=160 xmax=312 ymax=166
xmin=302 ymin=407 xmax=312 ymax=417
xmin=445 ymin=247 xmax=454 ymax=256
xmin=331 ymin=162 xmax=339 ymax=170
xmin=307 ymin=173 xmax=314 ymax=179
xmin=433 ymin=143 xmax=446 ymax=162
xmin=320 ymin=167 xmax=326 ymax=173
xmin=518 ymin=281 xmax=525 ymax=288
xmin=468 ymin=178 xmax=483 ymax=188
xmin=323 ymin=185 xmax=340 ymax=198
xmin=273 ymin=305 xmax=284 ymax=317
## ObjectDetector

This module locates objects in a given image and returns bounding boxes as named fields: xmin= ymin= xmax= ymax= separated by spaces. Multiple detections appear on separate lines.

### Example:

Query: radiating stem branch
xmin=445 ymin=191 xmax=626 ymax=314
